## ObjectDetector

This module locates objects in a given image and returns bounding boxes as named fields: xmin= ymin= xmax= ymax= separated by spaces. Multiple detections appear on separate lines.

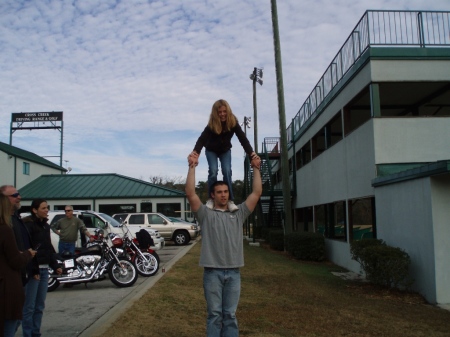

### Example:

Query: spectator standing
xmin=0 ymin=185 xmax=38 ymax=287
xmin=185 ymin=154 xmax=262 ymax=336
xmin=22 ymin=199 xmax=62 ymax=337
xmin=51 ymin=206 xmax=93 ymax=254
xmin=0 ymin=194 xmax=36 ymax=337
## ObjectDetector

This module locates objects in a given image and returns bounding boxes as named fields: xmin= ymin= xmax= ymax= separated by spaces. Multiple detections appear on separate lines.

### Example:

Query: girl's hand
xmin=187 ymin=152 xmax=199 ymax=167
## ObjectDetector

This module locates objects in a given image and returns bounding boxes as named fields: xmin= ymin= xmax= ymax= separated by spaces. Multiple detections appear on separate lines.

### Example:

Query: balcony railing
xmin=287 ymin=10 xmax=450 ymax=144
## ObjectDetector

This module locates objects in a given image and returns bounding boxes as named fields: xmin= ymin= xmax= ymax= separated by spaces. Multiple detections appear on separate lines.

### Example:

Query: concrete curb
xmin=79 ymin=240 xmax=200 ymax=337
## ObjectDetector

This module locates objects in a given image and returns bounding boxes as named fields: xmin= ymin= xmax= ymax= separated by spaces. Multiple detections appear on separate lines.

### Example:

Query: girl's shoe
xmin=206 ymin=199 xmax=214 ymax=209
xmin=228 ymin=201 xmax=238 ymax=212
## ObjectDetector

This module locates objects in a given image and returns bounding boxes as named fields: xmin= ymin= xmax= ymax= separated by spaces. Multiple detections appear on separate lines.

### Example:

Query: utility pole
xmin=270 ymin=0 xmax=293 ymax=233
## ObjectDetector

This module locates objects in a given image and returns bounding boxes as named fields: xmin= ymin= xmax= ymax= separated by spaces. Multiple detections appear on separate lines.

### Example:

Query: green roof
xmin=0 ymin=141 xmax=64 ymax=171
xmin=19 ymin=173 xmax=186 ymax=200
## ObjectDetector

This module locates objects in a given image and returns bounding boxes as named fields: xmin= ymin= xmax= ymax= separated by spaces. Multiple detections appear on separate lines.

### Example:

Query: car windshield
xmin=168 ymin=217 xmax=184 ymax=222
xmin=168 ymin=217 xmax=192 ymax=224
xmin=98 ymin=213 xmax=123 ymax=228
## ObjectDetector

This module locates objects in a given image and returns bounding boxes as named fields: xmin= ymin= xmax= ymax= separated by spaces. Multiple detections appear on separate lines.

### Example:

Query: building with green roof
xmin=18 ymin=173 xmax=188 ymax=217
xmin=255 ymin=10 xmax=450 ymax=305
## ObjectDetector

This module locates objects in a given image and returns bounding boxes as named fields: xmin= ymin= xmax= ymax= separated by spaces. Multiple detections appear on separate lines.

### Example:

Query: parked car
xmin=112 ymin=213 xmax=199 ymax=245
xmin=47 ymin=210 xmax=165 ymax=252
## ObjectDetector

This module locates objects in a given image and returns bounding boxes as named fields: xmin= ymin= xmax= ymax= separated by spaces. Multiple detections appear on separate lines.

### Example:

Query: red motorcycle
xmin=110 ymin=225 xmax=160 ymax=277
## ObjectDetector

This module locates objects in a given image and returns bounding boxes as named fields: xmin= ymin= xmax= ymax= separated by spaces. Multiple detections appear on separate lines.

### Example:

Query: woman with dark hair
xmin=0 ymin=194 xmax=35 ymax=337
xmin=21 ymin=199 xmax=61 ymax=337
xmin=188 ymin=99 xmax=261 ymax=211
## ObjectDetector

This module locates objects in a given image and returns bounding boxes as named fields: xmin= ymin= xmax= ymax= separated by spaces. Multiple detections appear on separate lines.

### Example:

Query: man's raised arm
xmin=245 ymin=166 xmax=262 ymax=213
xmin=185 ymin=165 xmax=202 ymax=212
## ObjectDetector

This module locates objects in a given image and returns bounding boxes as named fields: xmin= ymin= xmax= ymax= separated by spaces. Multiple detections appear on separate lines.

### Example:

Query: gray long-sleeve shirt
xmin=51 ymin=217 xmax=87 ymax=243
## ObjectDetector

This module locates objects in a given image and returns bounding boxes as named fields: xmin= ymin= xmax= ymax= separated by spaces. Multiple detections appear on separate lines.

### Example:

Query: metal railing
xmin=287 ymin=10 xmax=450 ymax=144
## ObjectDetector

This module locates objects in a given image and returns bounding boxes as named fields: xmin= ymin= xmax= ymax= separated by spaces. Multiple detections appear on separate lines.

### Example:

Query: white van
xmin=47 ymin=210 xmax=165 ymax=252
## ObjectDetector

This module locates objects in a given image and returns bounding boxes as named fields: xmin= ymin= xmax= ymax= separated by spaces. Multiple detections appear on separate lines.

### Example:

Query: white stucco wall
xmin=295 ymin=120 xmax=376 ymax=208
xmin=371 ymin=59 xmax=450 ymax=82
xmin=0 ymin=151 xmax=63 ymax=189
xmin=375 ymin=177 xmax=438 ymax=304
xmin=20 ymin=197 xmax=187 ymax=215
xmin=430 ymin=175 xmax=450 ymax=304
xmin=373 ymin=118 xmax=450 ymax=164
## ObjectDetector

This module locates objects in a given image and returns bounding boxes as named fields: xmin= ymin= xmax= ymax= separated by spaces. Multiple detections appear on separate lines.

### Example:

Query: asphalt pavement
xmin=16 ymin=239 xmax=199 ymax=337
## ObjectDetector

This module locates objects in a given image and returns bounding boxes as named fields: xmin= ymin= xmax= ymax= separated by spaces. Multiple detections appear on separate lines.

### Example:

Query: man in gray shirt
xmin=51 ymin=206 xmax=93 ymax=254
xmin=185 ymin=156 xmax=261 ymax=337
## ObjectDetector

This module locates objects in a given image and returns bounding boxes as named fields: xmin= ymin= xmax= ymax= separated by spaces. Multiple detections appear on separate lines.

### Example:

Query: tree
xmin=147 ymin=175 xmax=185 ymax=191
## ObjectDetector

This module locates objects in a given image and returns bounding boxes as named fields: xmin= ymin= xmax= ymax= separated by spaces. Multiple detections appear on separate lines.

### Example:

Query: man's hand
xmin=28 ymin=248 xmax=37 ymax=258
xmin=188 ymin=151 xmax=199 ymax=167
xmin=56 ymin=268 xmax=63 ymax=275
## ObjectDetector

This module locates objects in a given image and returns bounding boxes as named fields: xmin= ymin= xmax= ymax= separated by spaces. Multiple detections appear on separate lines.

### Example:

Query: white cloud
xmin=1 ymin=0 xmax=448 ymax=183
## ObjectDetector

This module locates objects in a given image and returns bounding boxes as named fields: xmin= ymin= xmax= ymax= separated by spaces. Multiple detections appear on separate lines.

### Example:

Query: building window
xmin=99 ymin=204 xmax=135 ymax=215
xmin=296 ymin=207 xmax=313 ymax=232
xmin=156 ymin=203 xmax=181 ymax=217
xmin=141 ymin=202 xmax=152 ymax=212
xmin=348 ymin=197 xmax=376 ymax=240
xmin=23 ymin=162 xmax=30 ymax=175
xmin=314 ymin=201 xmax=346 ymax=241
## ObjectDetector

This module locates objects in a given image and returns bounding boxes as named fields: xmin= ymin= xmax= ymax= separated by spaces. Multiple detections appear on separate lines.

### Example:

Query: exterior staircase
xmin=244 ymin=137 xmax=289 ymax=229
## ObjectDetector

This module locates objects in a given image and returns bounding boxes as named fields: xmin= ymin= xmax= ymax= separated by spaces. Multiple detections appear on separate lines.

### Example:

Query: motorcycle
xmin=110 ymin=225 xmax=160 ymax=277
xmin=48 ymin=229 xmax=138 ymax=291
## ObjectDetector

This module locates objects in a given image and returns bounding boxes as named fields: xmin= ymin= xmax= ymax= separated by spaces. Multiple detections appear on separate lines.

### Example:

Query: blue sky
xmin=1 ymin=0 xmax=448 ymax=183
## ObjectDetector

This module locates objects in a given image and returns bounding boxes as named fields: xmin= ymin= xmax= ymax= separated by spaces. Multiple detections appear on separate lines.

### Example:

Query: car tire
xmin=173 ymin=230 xmax=190 ymax=245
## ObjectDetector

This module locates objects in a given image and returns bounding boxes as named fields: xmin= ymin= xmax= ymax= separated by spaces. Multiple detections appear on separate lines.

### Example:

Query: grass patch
xmin=98 ymin=240 xmax=450 ymax=337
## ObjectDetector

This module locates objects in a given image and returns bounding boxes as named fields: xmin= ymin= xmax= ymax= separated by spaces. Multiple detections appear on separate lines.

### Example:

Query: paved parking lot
xmin=17 ymin=240 xmax=199 ymax=337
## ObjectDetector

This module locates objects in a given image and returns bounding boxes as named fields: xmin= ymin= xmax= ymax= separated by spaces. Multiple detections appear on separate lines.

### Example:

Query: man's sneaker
xmin=206 ymin=199 xmax=214 ymax=209
xmin=228 ymin=201 xmax=238 ymax=212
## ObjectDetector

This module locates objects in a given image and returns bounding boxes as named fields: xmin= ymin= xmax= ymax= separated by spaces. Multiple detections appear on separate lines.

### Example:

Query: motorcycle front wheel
xmin=48 ymin=268 xmax=60 ymax=292
xmin=134 ymin=251 xmax=160 ymax=277
xmin=108 ymin=258 xmax=138 ymax=287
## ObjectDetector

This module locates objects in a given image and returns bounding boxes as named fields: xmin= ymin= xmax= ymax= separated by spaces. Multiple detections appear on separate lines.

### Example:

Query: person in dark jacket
xmin=0 ymin=194 xmax=36 ymax=337
xmin=21 ymin=199 xmax=62 ymax=337
xmin=188 ymin=99 xmax=260 ymax=211
xmin=0 ymin=185 xmax=39 ymax=287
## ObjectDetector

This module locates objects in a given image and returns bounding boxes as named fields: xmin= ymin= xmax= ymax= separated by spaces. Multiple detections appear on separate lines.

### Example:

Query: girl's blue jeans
xmin=22 ymin=267 xmax=49 ymax=337
xmin=205 ymin=149 xmax=234 ymax=200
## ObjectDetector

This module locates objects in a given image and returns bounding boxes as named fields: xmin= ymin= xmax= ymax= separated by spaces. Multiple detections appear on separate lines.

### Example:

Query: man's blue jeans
xmin=58 ymin=241 xmax=75 ymax=255
xmin=205 ymin=149 xmax=234 ymax=201
xmin=22 ymin=268 xmax=49 ymax=337
xmin=203 ymin=268 xmax=241 ymax=337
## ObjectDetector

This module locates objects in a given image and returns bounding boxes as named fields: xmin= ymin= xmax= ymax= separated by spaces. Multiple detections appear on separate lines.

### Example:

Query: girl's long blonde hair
xmin=0 ymin=194 xmax=12 ymax=227
xmin=207 ymin=99 xmax=237 ymax=134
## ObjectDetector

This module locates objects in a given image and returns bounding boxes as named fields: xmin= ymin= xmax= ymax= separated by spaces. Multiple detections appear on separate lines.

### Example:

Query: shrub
xmin=350 ymin=238 xmax=385 ymax=265
xmin=350 ymin=239 xmax=413 ymax=289
xmin=285 ymin=232 xmax=325 ymax=261
xmin=260 ymin=227 xmax=271 ymax=241
xmin=268 ymin=229 xmax=284 ymax=251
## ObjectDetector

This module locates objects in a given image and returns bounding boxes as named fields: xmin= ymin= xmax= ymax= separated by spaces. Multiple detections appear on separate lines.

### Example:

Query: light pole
xmin=271 ymin=0 xmax=292 ymax=233
xmin=249 ymin=67 xmax=263 ymax=153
